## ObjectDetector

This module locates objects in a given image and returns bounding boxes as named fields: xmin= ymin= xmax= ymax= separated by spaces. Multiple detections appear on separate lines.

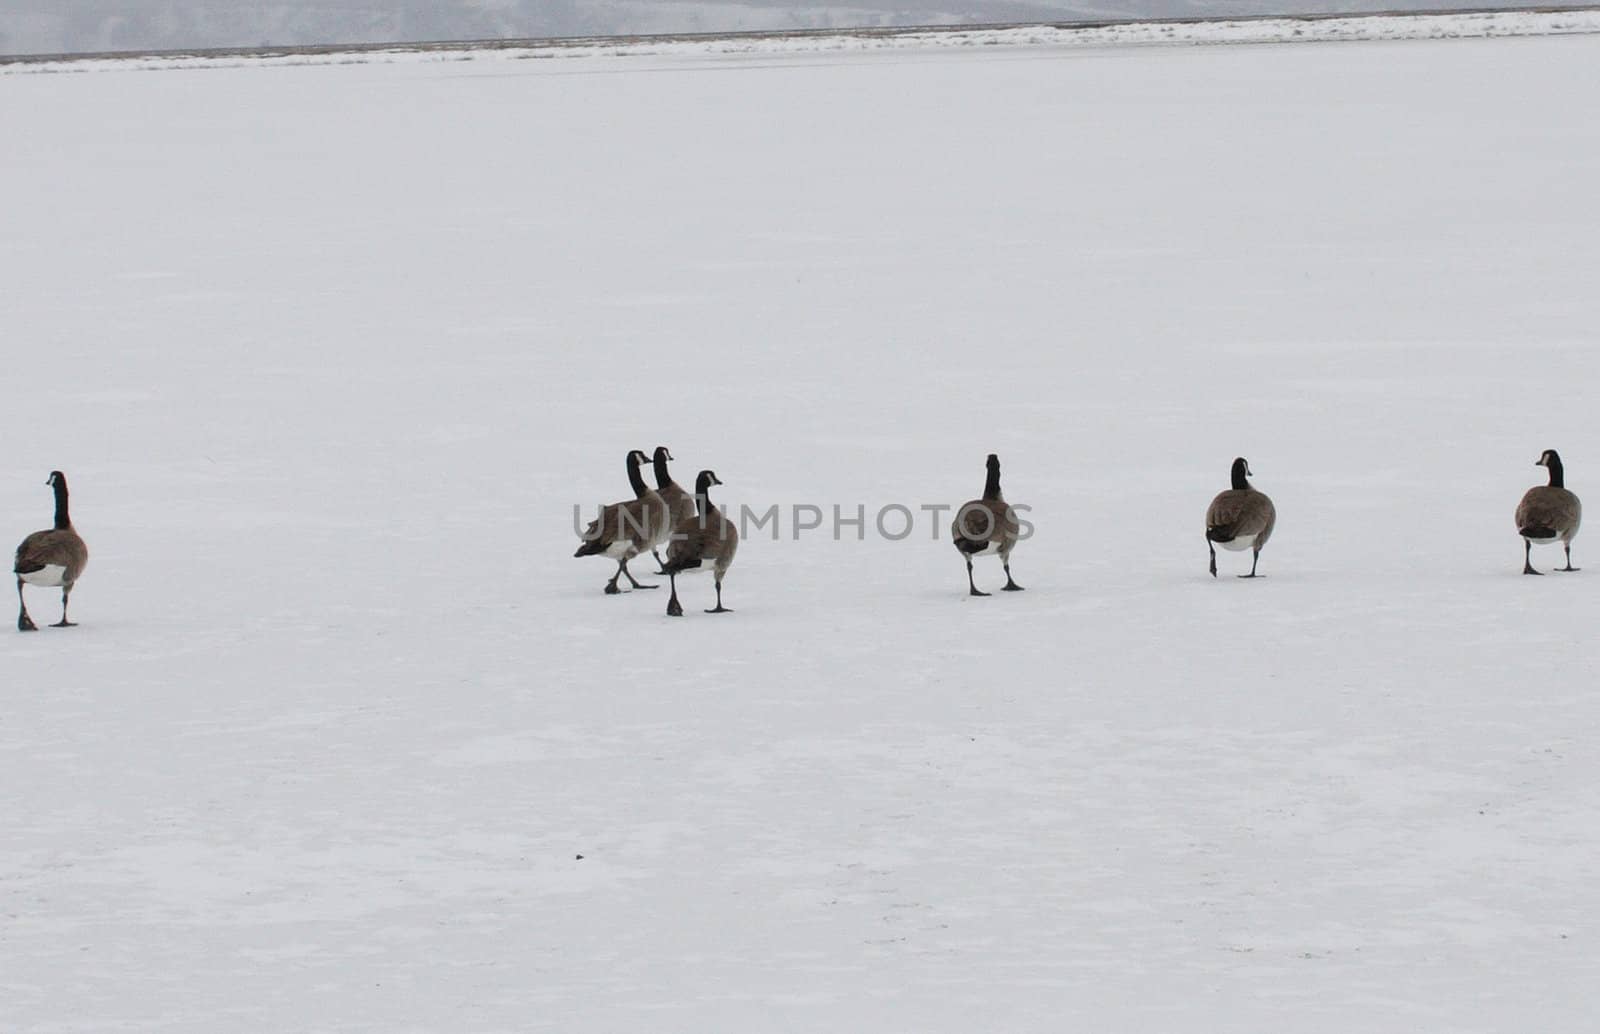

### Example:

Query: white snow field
xmin=5 ymin=25 xmax=1600 ymax=1033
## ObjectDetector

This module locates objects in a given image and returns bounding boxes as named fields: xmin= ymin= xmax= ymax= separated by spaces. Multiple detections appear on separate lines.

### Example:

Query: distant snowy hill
xmin=3 ymin=0 xmax=1596 ymax=55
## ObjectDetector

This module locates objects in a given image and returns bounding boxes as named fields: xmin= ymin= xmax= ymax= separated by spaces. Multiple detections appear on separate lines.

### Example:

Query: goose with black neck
xmin=14 ymin=470 xmax=90 ymax=631
xmin=951 ymin=453 xmax=1023 ymax=597
xmin=1205 ymin=457 xmax=1275 ymax=579
xmin=649 ymin=445 xmax=694 ymax=575
xmin=574 ymin=449 xmax=669 ymax=594
xmin=1516 ymin=448 xmax=1581 ymax=575
xmin=662 ymin=469 xmax=740 ymax=616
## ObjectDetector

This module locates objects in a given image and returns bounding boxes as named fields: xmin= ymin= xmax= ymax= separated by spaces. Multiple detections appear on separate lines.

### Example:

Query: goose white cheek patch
xmin=19 ymin=565 xmax=67 ymax=587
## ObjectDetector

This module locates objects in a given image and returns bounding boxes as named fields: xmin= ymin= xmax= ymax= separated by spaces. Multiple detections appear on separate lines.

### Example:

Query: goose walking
xmin=1516 ymin=449 xmax=1581 ymax=575
xmin=951 ymin=453 xmax=1022 ymax=597
xmin=1206 ymin=457 xmax=1275 ymax=578
xmin=662 ymin=470 xmax=739 ymax=616
xmin=649 ymin=446 xmax=695 ymax=574
xmin=574 ymin=450 xmax=670 ymax=594
xmin=15 ymin=470 xmax=89 ymax=631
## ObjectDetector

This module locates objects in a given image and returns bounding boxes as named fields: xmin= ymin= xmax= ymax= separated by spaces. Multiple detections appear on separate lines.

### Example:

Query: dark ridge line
xmin=3 ymin=3 xmax=1598 ymax=66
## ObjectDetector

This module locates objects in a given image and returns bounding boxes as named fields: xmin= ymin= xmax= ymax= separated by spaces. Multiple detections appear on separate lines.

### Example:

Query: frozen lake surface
xmin=4 ymin=24 xmax=1600 ymax=1032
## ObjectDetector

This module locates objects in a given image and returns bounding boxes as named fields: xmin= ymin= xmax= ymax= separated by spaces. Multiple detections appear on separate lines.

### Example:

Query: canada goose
xmin=14 ymin=470 xmax=89 ymax=631
xmin=662 ymin=469 xmax=740 ymax=616
xmin=1206 ymin=457 xmax=1275 ymax=579
xmin=951 ymin=453 xmax=1022 ymax=597
xmin=574 ymin=449 xmax=670 ymax=594
xmin=649 ymin=445 xmax=695 ymax=574
xmin=1515 ymin=448 xmax=1581 ymax=575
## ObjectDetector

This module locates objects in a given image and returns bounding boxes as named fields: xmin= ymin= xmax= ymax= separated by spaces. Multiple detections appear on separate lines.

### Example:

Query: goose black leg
xmin=605 ymin=562 xmax=624 ymax=594
xmin=1523 ymin=539 xmax=1542 ymax=575
xmin=620 ymin=558 xmax=657 ymax=591
xmin=653 ymin=548 xmax=669 ymax=576
xmin=1558 ymin=544 xmax=1579 ymax=572
xmin=966 ymin=558 xmax=989 ymax=597
xmin=666 ymin=574 xmax=683 ymax=616
xmin=16 ymin=579 xmax=36 ymax=632
xmin=1238 ymin=549 xmax=1262 ymax=579
xmin=1001 ymin=560 xmax=1023 ymax=591
xmin=1208 ymin=539 xmax=1217 ymax=578
xmin=50 ymin=587 xmax=75 ymax=628
xmin=705 ymin=579 xmax=732 ymax=614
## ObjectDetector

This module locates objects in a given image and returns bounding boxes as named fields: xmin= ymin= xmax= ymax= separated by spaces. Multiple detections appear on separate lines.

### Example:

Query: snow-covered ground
xmin=6 ymin=0 xmax=1600 ymax=58
xmin=7 ymin=7 xmax=1600 ymax=70
xmin=5 ymin=26 xmax=1600 ymax=1033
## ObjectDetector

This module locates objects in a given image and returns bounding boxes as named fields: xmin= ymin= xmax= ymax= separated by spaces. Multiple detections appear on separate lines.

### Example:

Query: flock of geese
xmin=569 ymin=446 xmax=1584 ymax=613
xmin=573 ymin=447 xmax=739 ymax=616
xmin=3 ymin=448 xmax=1582 ymax=630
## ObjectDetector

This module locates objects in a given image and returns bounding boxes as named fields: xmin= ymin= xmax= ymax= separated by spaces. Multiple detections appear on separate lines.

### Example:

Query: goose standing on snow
xmin=1206 ymin=457 xmax=1275 ymax=579
xmin=15 ymin=470 xmax=89 ymax=631
xmin=951 ymin=453 xmax=1023 ymax=597
xmin=662 ymin=470 xmax=739 ymax=616
xmin=649 ymin=446 xmax=695 ymax=574
xmin=1515 ymin=449 xmax=1581 ymax=575
xmin=574 ymin=449 xmax=669 ymax=594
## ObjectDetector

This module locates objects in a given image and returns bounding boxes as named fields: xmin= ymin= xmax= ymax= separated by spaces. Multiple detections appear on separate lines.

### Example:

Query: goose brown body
xmin=1516 ymin=487 xmax=1581 ymax=542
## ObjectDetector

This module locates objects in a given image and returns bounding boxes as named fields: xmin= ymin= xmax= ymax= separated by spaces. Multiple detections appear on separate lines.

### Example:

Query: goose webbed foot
xmin=666 ymin=575 xmax=683 ymax=616
xmin=1002 ymin=580 xmax=1023 ymax=591
xmin=965 ymin=560 xmax=989 ymax=597
xmin=614 ymin=560 xmax=659 ymax=592
xmin=604 ymin=580 xmax=623 ymax=594
xmin=618 ymin=560 xmax=657 ymax=591
xmin=1523 ymin=565 xmax=1544 ymax=575
xmin=705 ymin=606 xmax=732 ymax=614
xmin=51 ymin=619 xmax=77 ymax=628
xmin=18 ymin=613 xmax=36 ymax=632
xmin=1557 ymin=565 xmax=1580 ymax=573
xmin=1237 ymin=573 xmax=1263 ymax=579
